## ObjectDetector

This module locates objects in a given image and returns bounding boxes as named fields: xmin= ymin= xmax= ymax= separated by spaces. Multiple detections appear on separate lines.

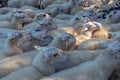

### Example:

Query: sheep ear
xmin=34 ymin=46 xmax=43 ymax=51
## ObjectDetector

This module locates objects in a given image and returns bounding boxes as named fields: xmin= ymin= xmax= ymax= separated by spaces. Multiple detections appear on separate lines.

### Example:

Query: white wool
xmin=0 ymin=50 xmax=38 ymax=78
xmin=48 ymin=32 xmax=76 ymax=51
xmin=77 ymin=38 xmax=113 ymax=50
xmin=40 ymin=40 xmax=120 ymax=80
xmin=1 ymin=47 xmax=68 ymax=80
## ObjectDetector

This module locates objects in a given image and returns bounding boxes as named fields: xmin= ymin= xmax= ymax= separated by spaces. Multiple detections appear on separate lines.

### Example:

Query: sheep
xmin=55 ymin=14 xmax=73 ymax=20
xmin=81 ymin=21 xmax=109 ymax=38
xmin=0 ymin=12 xmax=13 ymax=21
xmin=103 ymin=23 xmax=120 ymax=32
xmin=39 ymin=0 xmax=56 ymax=9
xmin=0 ymin=7 xmax=17 ymax=14
xmin=0 ymin=50 xmax=38 ymax=78
xmin=46 ymin=0 xmax=76 ymax=14
xmin=7 ymin=0 xmax=40 ymax=8
xmin=71 ymin=6 xmax=84 ymax=14
xmin=105 ymin=10 xmax=120 ymax=24
xmin=47 ymin=7 xmax=64 ymax=17
xmin=68 ymin=21 xmax=110 ymax=49
xmin=0 ymin=9 xmax=33 ymax=30
xmin=0 ymin=31 xmax=31 ymax=60
xmin=48 ymin=32 xmax=76 ymax=51
xmin=77 ymin=38 xmax=113 ymax=50
xmin=0 ymin=46 xmax=68 ymax=80
xmin=23 ymin=11 xmax=52 ymax=29
xmin=21 ymin=25 xmax=54 ymax=52
xmin=51 ymin=48 xmax=104 ymax=72
xmin=40 ymin=40 xmax=120 ymax=80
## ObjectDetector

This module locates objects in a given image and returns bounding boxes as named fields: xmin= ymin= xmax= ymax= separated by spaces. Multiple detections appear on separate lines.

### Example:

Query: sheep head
xmin=52 ymin=32 xmax=76 ymax=51
xmin=107 ymin=40 xmax=120 ymax=59
xmin=30 ymin=26 xmax=53 ymax=46
xmin=7 ymin=31 xmax=32 ymax=47
xmin=33 ymin=46 xmax=68 ymax=75
xmin=81 ymin=21 xmax=102 ymax=33
xmin=76 ymin=0 xmax=90 ymax=7
xmin=34 ymin=12 xmax=52 ymax=21
xmin=12 ymin=9 xmax=33 ymax=24
xmin=105 ymin=10 xmax=120 ymax=23
xmin=38 ymin=19 xmax=57 ymax=31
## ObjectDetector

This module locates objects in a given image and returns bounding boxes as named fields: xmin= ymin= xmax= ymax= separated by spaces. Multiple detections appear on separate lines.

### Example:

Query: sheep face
xmin=76 ymin=0 xmax=90 ymax=7
xmin=34 ymin=12 xmax=52 ymax=21
xmin=53 ymin=33 xmax=76 ymax=51
xmin=7 ymin=31 xmax=32 ymax=47
xmin=107 ymin=40 xmax=120 ymax=59
xmin=30 ymin=26 xmax=53 ymax=46
xmin=33 ymin=46 xmax=68 ymax=75
xmin=81 ymin=21 xmax=102 ymax=33
xmin=35 ymin=46 xmax=68 ymax=63
xmin=12 ymin=9 xmax=33 ymax=24
xmin=105 ymin=10 xmax=120 ymax=23
xmin=38 ymin=19 xmax=57 ymax=31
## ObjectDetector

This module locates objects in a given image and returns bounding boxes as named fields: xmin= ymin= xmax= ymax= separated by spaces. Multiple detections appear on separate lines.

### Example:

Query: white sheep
xmin=105 ymin=10 xmax=120 ymax=24
xmin=40 ymin=40 xmax=120 ymax=80
xmin=77 ymin=38 xmax=113 ymax=50
xmin=48 ymin=32 xmax=76 ymax=51
xmin=0 ymin=14 xmax=22 ymax=29
xmin=8 ymin=0 xmax=40 ymax=8
xmin=23 ymin=12 xmax=52 ymax=29
xmin=46 ymin=0 xmax=76 ymax=14
xmin=0 ymin=12 xmax=13 ymax=21
xmin=104 ymin=23 xmax=120 ymax=32
xmin=0 ymin=31 xmax=31 ymax=60
xmin=1 ymin=46 xmax=68 ymax=80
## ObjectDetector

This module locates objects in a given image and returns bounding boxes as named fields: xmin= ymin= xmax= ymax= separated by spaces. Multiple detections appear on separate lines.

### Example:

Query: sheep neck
xmin=32 ymin=53 xmax=55 ymax=76
xmin=48 ymin=36 xmax=61 ymax=49
xmin=11 ymin=17 xmax=21 ymax=25
xmin=95 ymin=49 xmax=119 ymax=79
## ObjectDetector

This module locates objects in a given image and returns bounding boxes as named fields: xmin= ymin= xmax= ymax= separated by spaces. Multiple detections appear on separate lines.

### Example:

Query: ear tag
xmin=34 ymin=46 xmax=42 ymax=52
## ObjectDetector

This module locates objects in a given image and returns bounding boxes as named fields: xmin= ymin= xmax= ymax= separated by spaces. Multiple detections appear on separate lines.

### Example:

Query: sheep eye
xmin=83 ymin=16 xmax=86 ymax=17
xmin=113 ymin=11 xmax=116 ymax=14
xmin=48 ymin=22 xmax=51 ymax=25
xmin=35 ymin=29 xmax=40 ymax=31
xmin=45 ymin=24 xmax=47 ymax=26
xmin=53 ymin=53 xmax=58 ymax=57
xmin=43 ymin=14 xmax=46 ymax=17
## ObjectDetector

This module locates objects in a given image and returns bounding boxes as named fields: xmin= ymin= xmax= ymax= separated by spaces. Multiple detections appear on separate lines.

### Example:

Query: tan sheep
xmin=82 ymin=21 xmax=109 ymax=38
xmin=40 ymin=40 xmax=120 ymax=80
